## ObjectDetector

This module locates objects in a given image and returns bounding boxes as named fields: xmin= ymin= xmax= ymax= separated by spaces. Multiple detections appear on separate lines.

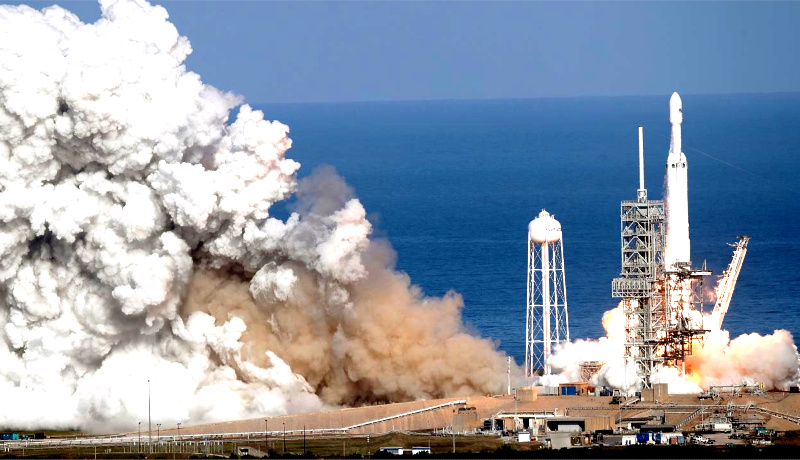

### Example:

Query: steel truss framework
xmin=662 ymin=262 xmax=710 ymax=373
xmin=526 ymin=237 xmax=570 ymax=377
xmin=612 ymin=199 xmax=667 ymax=387
xmin=579 ymin=361 xmax=605 ymax=382
xmin=611 ymin=198 xmax=709 ymax=388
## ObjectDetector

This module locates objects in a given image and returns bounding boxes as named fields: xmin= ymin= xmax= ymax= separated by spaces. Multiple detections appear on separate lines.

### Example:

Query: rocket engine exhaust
xmin=538 ymin=93 xmax=800 ymax=394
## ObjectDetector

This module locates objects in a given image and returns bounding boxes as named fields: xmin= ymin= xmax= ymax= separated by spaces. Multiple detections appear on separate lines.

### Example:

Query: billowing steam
xmin=541 ymin=301 xmax=800 ymax=393
xmin=0 ymin=0 xmax=507 ymax=431
xmin=537 ymin=93 xmax=800 ymax=395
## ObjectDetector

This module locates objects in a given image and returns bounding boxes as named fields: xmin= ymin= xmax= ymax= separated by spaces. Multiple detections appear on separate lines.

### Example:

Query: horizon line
xmin=249 ymin=90 xmax=800 ymax=106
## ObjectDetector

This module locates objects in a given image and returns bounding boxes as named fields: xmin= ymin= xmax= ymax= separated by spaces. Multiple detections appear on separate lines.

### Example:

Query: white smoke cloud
xmin=685 ymin=328 xmax=800 ymax=391
xmin=541 ymin=301 xmax=799 ymax=394
xmin=0 ymin=0 xmax=507 ymax=432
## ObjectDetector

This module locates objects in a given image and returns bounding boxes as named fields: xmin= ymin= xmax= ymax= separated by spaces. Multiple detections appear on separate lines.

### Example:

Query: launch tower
xmin=526 ymin=210 xmax=570 ymax=377
xmin=611 ymin=127 xmax=668 ymax=387
xmin=612 ymin=99 xmax=710 ymax=388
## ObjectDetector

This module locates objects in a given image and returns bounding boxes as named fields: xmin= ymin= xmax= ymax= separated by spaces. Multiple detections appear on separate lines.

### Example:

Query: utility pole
xmin=514 ymin=387 xmax=518 ymax=433
xmin=177 ymin=422 xmax=181 ymax=458
xmin=701 ymin=397 xmax=704 ymax=426
xmin=507 ymin=356 xmax=512 ymax=394
xmin=264 ymin=420 xmax=268 ymax=455
xmin=451 ymin=409 xmax=455 ymax=454
xmin=303 ymin=425 xmax=306 ymax=453
xmin=138 ymin=421 xmax=142 ymax=453
xmin=148 ymin=379 xmax=152 ymax=454
xmin=282 ymin=423 xmax=286 ymax=454
xmin=157 ymin=423 xmax=161 ymax=452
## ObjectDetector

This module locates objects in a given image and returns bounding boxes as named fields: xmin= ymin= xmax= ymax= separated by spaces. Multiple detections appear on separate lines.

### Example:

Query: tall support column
xmin=526 ymin=210 xmax=570 ymax=379
xmin=541 ymin=240 xmax=551 ymax=375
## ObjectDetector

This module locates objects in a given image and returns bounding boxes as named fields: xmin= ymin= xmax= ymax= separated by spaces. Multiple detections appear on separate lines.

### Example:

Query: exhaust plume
xmin=0 ymin=0 xmax=507 ymax=431
xmin=541 ymin=301 xmax=800 ymax=393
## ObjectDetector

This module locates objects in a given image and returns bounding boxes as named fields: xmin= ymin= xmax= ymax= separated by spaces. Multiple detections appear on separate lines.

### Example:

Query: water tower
xmin=525 ymin=210 xmax=570 ymax=377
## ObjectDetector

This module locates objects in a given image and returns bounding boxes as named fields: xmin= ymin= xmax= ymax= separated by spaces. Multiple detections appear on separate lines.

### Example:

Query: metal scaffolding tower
xmin=610 ymin=127 xmax=667 ymax=388
xmin=526 ymin=210 xmax=570 ymax=377
xmin=611 ymin=127 xmax=709 ymax=389
xmin=611 ymin=196 xmax=666 ymax=388
xmin=661 ymin=262 xmax=710 ymax=374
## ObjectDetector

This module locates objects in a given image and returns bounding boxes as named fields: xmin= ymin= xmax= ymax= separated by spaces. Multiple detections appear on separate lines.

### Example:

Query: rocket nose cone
xmin=669 ymin=92 xmax=683 ymax=124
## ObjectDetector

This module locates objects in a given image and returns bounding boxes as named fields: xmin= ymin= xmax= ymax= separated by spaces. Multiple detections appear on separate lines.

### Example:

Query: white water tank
xmin=528 ymin=210 xmax=562 ymax=243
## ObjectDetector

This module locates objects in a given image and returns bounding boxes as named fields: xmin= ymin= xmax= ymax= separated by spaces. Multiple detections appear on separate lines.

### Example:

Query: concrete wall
xmin=516 ymin=388 xmax=537 ymax=402
xmin=642 ymin=383 xmax=669 ymax=402
xmin=653 ymin=383 xmax=669 ymax=400
xmin=453 ymin=408 xmax=480 ymax=432
xmin=585 ymin=416 xmax=614 ymax=432
xmin=156 ymin=396 xmax=516 ymax=438
xmin=160 ymin=398 xmax=467 ymax=437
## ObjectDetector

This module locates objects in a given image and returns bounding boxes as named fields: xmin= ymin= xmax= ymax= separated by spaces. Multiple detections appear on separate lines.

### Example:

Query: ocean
xmin=256 ymin=94 xmax=800 ymax=367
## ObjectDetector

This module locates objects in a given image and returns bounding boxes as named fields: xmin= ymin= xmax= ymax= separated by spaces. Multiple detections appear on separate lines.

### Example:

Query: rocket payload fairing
xmin=665 ymin=92 xmax=690 ymax=268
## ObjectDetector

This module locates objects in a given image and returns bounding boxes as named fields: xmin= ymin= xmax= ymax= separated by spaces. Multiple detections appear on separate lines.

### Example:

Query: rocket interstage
xmin=665 ymin=92 xmax=691 ymax=268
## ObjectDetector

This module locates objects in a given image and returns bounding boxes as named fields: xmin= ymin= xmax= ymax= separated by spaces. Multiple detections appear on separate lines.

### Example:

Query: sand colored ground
xmin=159 ymin=397 xmax=474 ymax=437
xmin=157 ymin=392 xmax=800 ymax=438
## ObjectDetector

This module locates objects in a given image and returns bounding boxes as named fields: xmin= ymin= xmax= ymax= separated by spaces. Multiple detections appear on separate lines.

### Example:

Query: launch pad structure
xmin=526 ymin=93 xmax=752 ymax=390
xmin=611 ymin=126 xmax=710 ymax=388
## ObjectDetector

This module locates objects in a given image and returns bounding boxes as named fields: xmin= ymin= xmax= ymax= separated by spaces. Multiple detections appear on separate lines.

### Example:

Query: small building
xmin=533 ymin=385 xmax=559 ymax=396
xmin=516 ymin=387 xmax=538 ymax=402
xmin=660 ymin=432 xmax=685 ymax=445
xmin=546 ymin=432 xmax=583 ymax=449
xmin=379 ymin=447 xmax=404 ymax=455
xmin=620 ymin=411 xmax=664 ymax=430
xmin=639 ymin=424 xmax=676 ymax=433
xmin=640 ymin=383 xmax=669 ymax=402
xmin=494 ymin=412 xmax=613 ymax=435
xmin=558 ymin=382 xmax=590 ymax=396
xmin=547 ymin=416 xmax=614 ymax=433
xmin=637 ymin=431 xmax=684 ymax=445
xmin=602 ymin=434 xmax=637 ymax=446
xmin=695 ymin=420 xmax=732 ymax=433
xmin=453 ymin=406 xmax=481 ymax=432
xmin=411 ymin=447 xmax=431 ymax=455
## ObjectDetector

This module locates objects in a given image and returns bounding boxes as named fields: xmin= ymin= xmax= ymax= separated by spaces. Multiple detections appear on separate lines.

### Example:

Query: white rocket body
xmin=665 ymin=92 xmax=690 ymax=268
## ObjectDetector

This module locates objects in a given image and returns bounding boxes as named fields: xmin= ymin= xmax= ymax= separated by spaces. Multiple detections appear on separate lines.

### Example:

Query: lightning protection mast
xmin=525 ymin=210 xmax=570 ymax=378
xmin=612 ymin=127 xmax=667 ymax=389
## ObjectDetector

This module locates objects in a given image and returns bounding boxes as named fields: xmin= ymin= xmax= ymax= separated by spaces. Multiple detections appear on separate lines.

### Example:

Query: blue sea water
xmin=255 ymin=94 xmax=800 ymax=367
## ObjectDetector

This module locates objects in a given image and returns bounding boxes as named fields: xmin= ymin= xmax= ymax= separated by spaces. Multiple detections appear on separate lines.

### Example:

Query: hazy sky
xmin=8 ymin=1 xmax=800 ymax=103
